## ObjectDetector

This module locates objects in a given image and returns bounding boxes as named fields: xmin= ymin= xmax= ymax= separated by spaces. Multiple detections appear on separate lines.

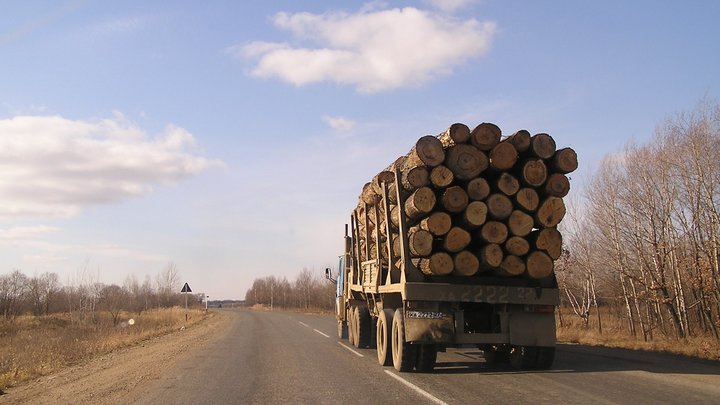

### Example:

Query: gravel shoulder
xmin=0 ymin=310 xmax=230 ymax=405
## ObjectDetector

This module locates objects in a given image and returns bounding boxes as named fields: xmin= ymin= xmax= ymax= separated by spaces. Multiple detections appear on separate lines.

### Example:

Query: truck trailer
xmin=329 ymin=169 xmax=560 ymax=373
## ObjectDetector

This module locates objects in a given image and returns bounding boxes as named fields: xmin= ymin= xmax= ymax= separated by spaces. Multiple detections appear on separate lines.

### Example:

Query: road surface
xmin=3 ymin=309 xmax=719 ymax=404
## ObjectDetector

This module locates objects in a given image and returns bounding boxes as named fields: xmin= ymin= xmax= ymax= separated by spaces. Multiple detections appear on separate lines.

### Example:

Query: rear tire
xmin=483 ymin=345 xmax=510 ymax=365
xmin=356 ymin=307 xmax=372 ymax=348
xmin=415 ymin=344 xmax=437 ymax=372
xmin=376 ymin=309 xmax=394 ymax=366
xmin=391 ymin=309 xmax=416 ymax=372
xmin=535 ymin=347 xmax=555 ymax=370
xmin=337 ymin=320 xmax=348 ymax=339
xmin=509 ymin=345 xmax=538 ymax=370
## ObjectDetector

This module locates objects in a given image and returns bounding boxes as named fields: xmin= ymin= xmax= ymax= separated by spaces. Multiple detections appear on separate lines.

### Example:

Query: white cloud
xmin=323 ymin=115 xmax=356 ymax=131
xmin=234 ymin=6 xmax=496 ymax=93
xmin=0 ymin=114 xmax=223 ymax=219
xmin=424 ymin=0 xmax=477 ymax=12
xmin=0 ymin=225 xmax=60 ymax=240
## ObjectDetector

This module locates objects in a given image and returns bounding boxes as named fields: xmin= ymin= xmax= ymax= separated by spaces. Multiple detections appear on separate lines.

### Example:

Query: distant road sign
xmin=181 ymin=283 xmax=192 ymax=293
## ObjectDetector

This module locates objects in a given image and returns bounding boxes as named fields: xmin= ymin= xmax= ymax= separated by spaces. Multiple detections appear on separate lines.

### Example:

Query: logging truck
xmin=327 ymin=123 xmax=574 ymax=372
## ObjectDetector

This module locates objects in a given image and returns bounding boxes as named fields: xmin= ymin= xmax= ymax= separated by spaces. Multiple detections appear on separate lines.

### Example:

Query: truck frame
xmin=330 ymin=170 xmax=559 ymax=372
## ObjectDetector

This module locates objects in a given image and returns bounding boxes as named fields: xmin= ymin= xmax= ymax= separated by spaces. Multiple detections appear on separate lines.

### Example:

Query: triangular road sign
xmin=181 ymin=282 xmax=192 ymax=293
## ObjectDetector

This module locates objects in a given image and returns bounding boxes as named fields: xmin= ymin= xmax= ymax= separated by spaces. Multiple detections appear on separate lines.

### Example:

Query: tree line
xmin=559 ymin=100 xmax=720 ymax=340
xmin=0 ymin=263 xmax=202 ymax=325
xmin=244 ymin=268 xmax=335 ymax=311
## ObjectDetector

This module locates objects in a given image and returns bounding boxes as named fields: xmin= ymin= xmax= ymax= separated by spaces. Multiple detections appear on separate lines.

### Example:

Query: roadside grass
xmin=0 ymin=307 xmax=210 ymax=390
xmin=557 ymin=310 xmax=720 ymax=361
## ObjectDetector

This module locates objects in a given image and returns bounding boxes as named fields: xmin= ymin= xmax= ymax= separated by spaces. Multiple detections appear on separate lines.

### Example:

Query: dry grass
xmin=557 ymin=309 xmax=720 ymax=361
xmin=0 ymin=307 xmax=210 ymax=389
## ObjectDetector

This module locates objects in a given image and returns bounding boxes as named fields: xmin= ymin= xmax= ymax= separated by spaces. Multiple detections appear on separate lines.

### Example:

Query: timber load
xmin=354 ymin=122 xmax=577 ymax=280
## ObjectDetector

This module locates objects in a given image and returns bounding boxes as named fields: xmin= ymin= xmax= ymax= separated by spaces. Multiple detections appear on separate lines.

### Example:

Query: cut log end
xmin=505 ymin=130 xmax=531 ymax=152
xmin=467 ymin=178 xmax=491 ymax=201
xmin=499 ymin=255 xmax=526 ymax=277
xmin=551 ymin=147 xmax=578 ymax=174
xmin=535 ymin=197 xmax=567 ymax=228
xmin=430 ymin=165 xmax=454 ymax=188
xmin=453 ymin=251 xmax=479 ymax=276
xmin=489 ymin=142 xmax=518 ymax=171
xmin=526 ymin=251 xmax=554 ymax=279
xmin=529 ymin=133 xmax=557 ymax=160
xmin=420 ymin=211 xmax=452 ymax=236
xmin=479 ymin=243 xmax=504 ymax=269
xmin=442 ymin=185 xmax=469 ymax=213
xmin=418 ymin=252 xmax=454 ymax=276
xmin=445 ymin=144 xmax=488 ymax=181
xmin=470 ymin=122 xmax=501 ymax=151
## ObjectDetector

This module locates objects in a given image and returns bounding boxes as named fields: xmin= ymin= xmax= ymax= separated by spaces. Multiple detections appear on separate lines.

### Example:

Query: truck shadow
xmin=431 ymin=344 xmax=720 ymax=375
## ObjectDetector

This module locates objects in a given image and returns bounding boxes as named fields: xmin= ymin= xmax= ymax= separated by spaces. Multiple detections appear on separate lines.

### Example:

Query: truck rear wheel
xmin=376 ymin=309 xmax=394 ymax=366
xmin=338 ymin=320 xmax=348 ymax=339
xmin=482 ymin=345 xmax=510 ymax=365
xmin=415 ymin=344 xmax=437 ymax=372
xmin=509 ymin=345 xmax=538 ymax=370
xmin=391 ymin=309 xmax=416 ymax=372
xmin=535 ymin=347 xmax=555 ymax=369
xmin=355 ymin=306 xmax=372 ymax=348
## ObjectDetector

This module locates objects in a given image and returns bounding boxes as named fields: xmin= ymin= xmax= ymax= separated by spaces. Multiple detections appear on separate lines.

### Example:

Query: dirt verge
xmin=0 ymin=311 xmax=230 ymax=405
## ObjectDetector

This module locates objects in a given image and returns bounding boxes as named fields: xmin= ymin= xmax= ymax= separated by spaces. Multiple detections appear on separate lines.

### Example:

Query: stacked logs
xmin=354 ymin=122 xmax=577 ymax=280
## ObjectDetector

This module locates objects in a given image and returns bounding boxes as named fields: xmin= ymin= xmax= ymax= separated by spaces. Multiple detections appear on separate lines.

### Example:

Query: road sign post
xmin=181 ymin=282 xmax=192 ymax=322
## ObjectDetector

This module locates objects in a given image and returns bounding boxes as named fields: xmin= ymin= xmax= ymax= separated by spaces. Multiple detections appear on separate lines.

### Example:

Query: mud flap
xmin=404 ymin=315 xmax=455 ymax=343
xmin=508 ymin=312 xmax=556 ymax=347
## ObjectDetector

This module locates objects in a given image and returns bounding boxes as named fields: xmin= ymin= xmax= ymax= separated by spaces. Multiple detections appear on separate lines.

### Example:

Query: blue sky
xmin=1 ymin=0 xmax=718 ymax=299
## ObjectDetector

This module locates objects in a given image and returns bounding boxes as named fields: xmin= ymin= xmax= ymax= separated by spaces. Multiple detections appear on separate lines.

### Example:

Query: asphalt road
xmin=129 ymin=309 xmax=720 ymax=405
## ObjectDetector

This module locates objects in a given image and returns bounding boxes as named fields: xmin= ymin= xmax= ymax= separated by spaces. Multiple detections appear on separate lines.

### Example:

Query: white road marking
xmin=314 ymin=329 xmax=330 ymax=338
xmin=337 ymin=342 xmax=364 ymax=357
xmin=384 ymin=370 xmax=448 ymax=405
xmin=299 ymin=321 xmax=310 ymax=328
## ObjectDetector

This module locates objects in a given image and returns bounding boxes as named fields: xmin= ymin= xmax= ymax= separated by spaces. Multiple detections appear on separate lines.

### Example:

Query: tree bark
xmin=479 ymin=221 xmax=509 ymax=244
xmin=404 ymin=187 xmax=436 ymax=220
xmin=470 ymin=122 xmax=501 ymax=151
xmin=445 ymin=144 xmax=488 ymax=180
xmin=371 ymin=170 xmax=395 ymax=196
xmin=535 ymin=197 xmax=566 ymax=228
xmin=441 ymin=185 xmax=469 ymax=213
xmin=453 ymin=251 xmax=480 ymax=276
xmin=466 ymin=178 xmax=490 ymax=201
xmin=486 ymin=193 xmax=513 ymax=220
